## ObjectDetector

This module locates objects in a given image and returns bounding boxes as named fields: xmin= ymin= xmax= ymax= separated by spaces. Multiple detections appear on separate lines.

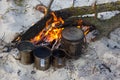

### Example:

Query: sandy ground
xmin=0 ymin=0 xmax=120 ymax=80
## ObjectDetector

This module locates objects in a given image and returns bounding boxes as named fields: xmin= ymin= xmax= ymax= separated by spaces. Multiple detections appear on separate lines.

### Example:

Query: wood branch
xmin=12 ymin=1 xmax=120 ymax=42
xmin=35 ymin=0 xmax=54 ymax=16
xmin=55 ymin=1 xmax=120 ymax=16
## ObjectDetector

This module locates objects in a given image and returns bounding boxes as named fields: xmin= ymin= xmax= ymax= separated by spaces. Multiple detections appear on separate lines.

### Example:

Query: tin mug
xmin=33 ymin=46 xmax=51 ymax=71
xmin=61 ymin=27 xmax=84 ymax=59
xmin=17 ymin=41 xmax=35 ymax=65
xmin=52 ymin=49 xmax=66 ymax=68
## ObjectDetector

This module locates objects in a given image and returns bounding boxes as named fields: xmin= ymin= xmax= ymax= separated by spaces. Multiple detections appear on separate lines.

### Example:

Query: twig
xmin=87 ymin=45 xmax=98 ymax=57
xmin=0 ymin=33 xmax=6 ymax=45
xmin=35 ymin=0 xmax=54 ymax=17
xmin=37 ymin=0 xmax=44 ymax=5
xmin=47 ymin=0 xmax=54 ymax=13
xmin=51 ymin=39 xmax=58 ymax=50
xmin=1 ymin=32 xmax=5 ymax=41
xmin=72 ymin=0 xmax=76 ymax=7
xmin=92 ymin=66 xmax=96 ymax=74
xmin=92 ymin=1 xmax=98 ymax=19
xmin=55 ymin=39 xmax=61 ymax=49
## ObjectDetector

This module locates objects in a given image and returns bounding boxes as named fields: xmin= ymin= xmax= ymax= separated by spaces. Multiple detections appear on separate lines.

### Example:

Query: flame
xmin=84 ymin=29 xmax=90 ymax=35
xmin=77 ymin=26 xmax=81 ymax=29
xmin=77 ymin=19 xmax=90 ymax=36
xmin=31 ymin=12 xmax=64 ymax=44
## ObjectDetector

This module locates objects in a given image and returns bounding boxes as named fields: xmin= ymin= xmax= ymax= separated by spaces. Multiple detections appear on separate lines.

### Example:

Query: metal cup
xmin=61 ymin=27 xmax=84 ymax=59
xmin=33 ymin=46 xmax=51 ymax=71
xmin=17 ymin=41 xmax=35 ymax=65
xmin=52 ymin=49 xmax=66 ymax=68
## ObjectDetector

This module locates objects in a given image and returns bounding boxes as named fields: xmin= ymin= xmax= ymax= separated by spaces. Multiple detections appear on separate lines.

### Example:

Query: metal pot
xmin=33 ymin=46 xmax=51 ymax=71
xmin=17 ymin=41 xmax=35 ymax=65
xmin=52 ymin=49 xmax=66 ymax=68
xmin=61 ymin=27 xmax=84 ymax=59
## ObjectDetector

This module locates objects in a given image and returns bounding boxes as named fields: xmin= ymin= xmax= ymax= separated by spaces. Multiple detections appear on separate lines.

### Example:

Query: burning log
xmin=30 ymin=12 xmax=64 ymax=44
xmin=12 ymin=11 xmax=71 ymax=42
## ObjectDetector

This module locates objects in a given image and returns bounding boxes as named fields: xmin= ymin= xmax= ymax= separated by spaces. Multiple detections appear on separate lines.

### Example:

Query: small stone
xmin=31 ymin=70 xmax=36 ymax=74
xmin=107 ymin=44 xmax=109 ymax=47
xmin=17 ymin=70 xmax=21 ymax=76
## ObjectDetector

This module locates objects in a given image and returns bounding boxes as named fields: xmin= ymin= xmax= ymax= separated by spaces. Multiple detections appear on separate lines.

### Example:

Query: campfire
xmin=14 ymin=11 xmax=96 ymax=48
xmin=12 ymin=5 xmax=98 ymax=70
xmin=1 ymin=0 xmax=120 ymax=80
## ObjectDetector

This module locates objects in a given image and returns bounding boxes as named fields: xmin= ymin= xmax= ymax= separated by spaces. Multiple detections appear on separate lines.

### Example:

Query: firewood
xmin=12 ymin=1 xmax=120 ymax=42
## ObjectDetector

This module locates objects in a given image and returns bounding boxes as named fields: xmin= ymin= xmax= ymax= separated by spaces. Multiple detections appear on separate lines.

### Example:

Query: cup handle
xmin=14 ymin=53 xmax=21 ymax=60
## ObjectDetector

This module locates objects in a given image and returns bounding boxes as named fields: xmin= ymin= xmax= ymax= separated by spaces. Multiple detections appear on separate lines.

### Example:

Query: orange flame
xmin=30 ymin=12 xmax=64 ymax=44
xmin=77 ymin=20 xmax=90 ymax=36
xmin=84 ymin=29 xmax=90 ymax=35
